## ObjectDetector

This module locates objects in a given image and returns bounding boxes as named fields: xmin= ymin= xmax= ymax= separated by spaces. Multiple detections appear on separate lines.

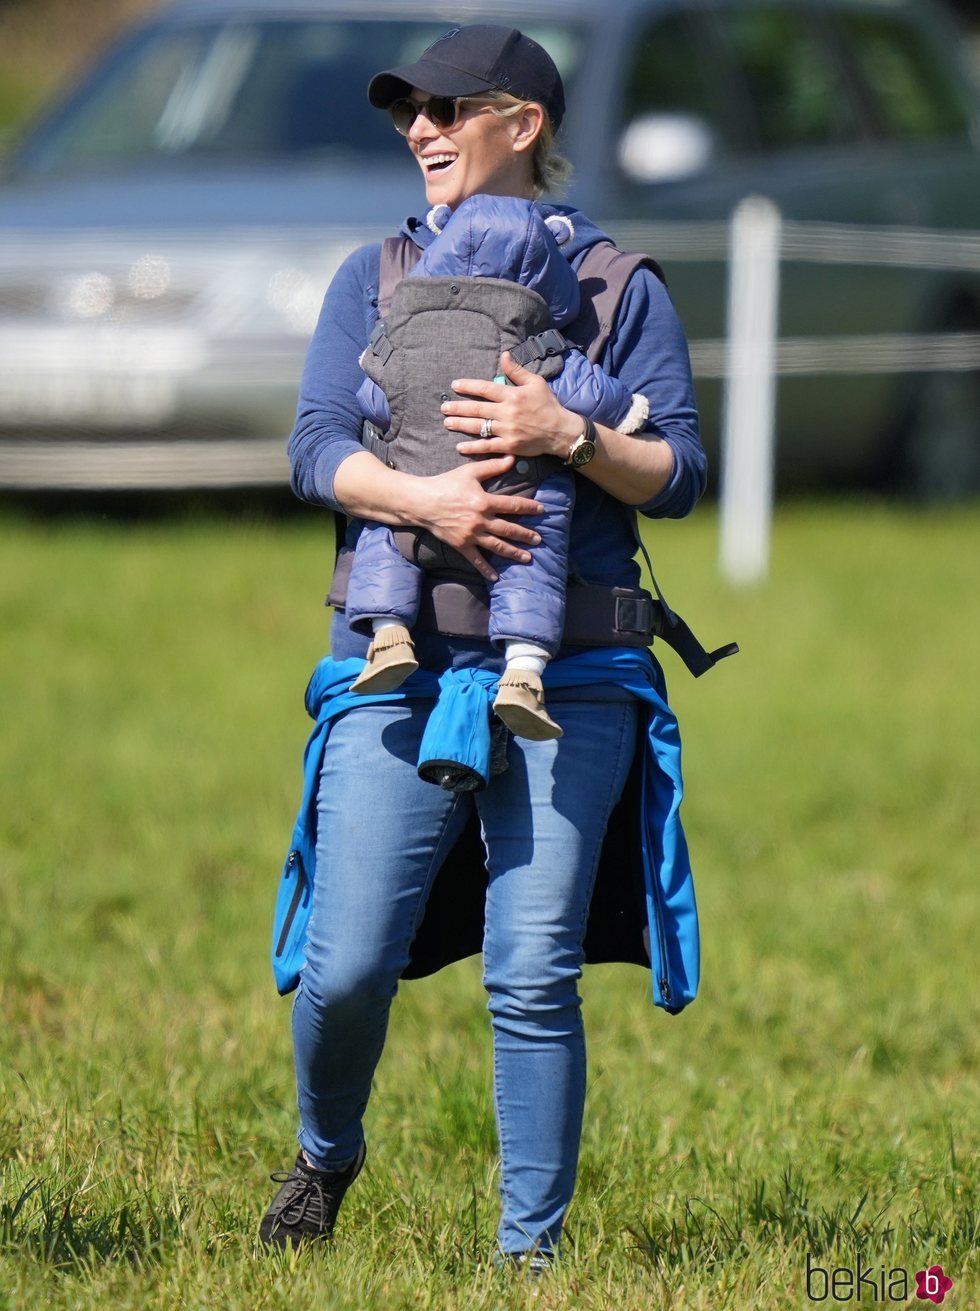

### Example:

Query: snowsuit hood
xmin=412 ymin=194 xmax=579 ymax=328
xmin=399 ymin=197 xmax=618 ymax=312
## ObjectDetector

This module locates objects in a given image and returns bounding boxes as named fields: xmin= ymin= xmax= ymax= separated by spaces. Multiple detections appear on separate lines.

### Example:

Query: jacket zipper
xmin=650 ymin=879 xmax=673 ymax=1007
xmin=275 ymin=850 xmax=306 ymax=959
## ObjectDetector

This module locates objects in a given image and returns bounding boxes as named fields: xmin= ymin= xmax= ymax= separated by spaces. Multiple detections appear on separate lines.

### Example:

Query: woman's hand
xmin=409 ymin=456 xmax=545 ymax=582
xmin=332 ymin=449 xmax=548 ymax=583
xmin=443 ymin=351 xmax=582 ymax=460
xmin=442 ymin=348 xmax=678 ymax=509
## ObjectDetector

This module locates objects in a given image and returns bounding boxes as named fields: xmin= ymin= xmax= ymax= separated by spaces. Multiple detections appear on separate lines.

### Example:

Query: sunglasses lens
xmin=426 ymin=96 xmax=459 ymax=130
xmin=390 ymin=99 xmax=417 ymax=135
xmin=390 ymin=96 xmax=464 ymax=134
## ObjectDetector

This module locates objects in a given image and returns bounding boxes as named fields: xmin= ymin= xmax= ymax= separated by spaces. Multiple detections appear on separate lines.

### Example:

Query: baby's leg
xmin=347 ymin=524 xmax=421 ymax=693
xmin=489 ymin=473 xmax=574 ymax=740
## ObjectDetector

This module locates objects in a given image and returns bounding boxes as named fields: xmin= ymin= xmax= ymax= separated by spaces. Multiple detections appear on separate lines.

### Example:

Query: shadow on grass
xmin=1 ymin=1175 xmax=190 ymax=1270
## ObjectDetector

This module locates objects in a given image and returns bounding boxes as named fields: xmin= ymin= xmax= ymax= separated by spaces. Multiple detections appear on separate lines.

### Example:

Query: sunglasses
xmin=389 ymin=95 xmax=491 ymax=136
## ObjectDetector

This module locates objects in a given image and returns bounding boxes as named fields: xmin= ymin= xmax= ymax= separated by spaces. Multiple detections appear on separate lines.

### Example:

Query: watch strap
xmin=565 ymin=417 xmax=598 ymax=467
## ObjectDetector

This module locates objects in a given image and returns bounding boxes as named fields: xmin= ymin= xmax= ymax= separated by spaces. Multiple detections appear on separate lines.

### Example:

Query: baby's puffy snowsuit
xmin=347 ymin=194 xmax=649 ymax=657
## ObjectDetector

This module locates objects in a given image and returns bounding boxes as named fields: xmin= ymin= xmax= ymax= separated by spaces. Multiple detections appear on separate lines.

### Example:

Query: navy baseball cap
xmin=368 ymin=25 xmax=566 ymax=130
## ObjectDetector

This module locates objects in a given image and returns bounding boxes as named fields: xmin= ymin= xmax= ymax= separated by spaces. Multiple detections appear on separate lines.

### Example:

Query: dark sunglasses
xmin=388 ymin=95 xmax=489 ymax=136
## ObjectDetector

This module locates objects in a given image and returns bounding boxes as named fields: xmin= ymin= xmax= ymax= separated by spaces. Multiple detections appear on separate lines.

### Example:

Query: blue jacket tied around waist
xmin=272 ymin=647 xmax=700 ymax=1014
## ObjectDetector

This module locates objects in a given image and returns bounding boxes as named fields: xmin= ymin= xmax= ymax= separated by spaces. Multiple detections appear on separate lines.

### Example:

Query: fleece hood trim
xmin=401 ymin=202 xmax=614 ymax=267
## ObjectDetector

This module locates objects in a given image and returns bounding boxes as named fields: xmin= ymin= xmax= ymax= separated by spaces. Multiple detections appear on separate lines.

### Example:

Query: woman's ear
xmin=512 ymin=101 xmax=546 ymax=155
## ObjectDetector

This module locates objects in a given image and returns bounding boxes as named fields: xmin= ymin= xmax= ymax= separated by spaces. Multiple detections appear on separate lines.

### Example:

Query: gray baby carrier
xmin=358 ymin=236 xmax=660 ymax=576
xmin=362 ymin=274 xmax=566 ymax=495
xmin=331 ymin=237 xmax=737 ymax=677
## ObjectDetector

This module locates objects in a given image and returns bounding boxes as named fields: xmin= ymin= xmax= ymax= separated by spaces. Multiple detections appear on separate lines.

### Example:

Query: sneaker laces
xmin=268 ymin=1155 xmax=362 ymax=1234
xmin=267 ymin=1165 xmax=334 ymax=1229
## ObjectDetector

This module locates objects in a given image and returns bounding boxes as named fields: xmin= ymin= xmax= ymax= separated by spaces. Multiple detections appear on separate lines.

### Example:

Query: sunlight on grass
xmin=1 ymin=501 xmax=978 ymax=1308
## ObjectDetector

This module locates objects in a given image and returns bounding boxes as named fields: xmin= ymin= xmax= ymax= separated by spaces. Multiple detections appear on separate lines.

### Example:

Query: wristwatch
xmin=565 ymin=417 xmax=598 ymax=468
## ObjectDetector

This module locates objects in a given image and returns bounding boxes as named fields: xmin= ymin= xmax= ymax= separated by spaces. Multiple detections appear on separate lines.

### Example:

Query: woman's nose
xmin=408 ymin=109 xmax=437 ymax=145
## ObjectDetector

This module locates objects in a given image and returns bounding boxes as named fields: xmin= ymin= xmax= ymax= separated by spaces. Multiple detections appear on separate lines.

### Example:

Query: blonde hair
xmin=480 ymin=91 xmax=573 ymax=197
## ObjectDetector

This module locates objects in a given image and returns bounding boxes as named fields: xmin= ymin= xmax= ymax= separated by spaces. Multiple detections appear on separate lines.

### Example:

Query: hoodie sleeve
xmin=287 ymin=244 xmax=381 ymax=509
xmin=601 ymin=266 xmax=707 ymax=520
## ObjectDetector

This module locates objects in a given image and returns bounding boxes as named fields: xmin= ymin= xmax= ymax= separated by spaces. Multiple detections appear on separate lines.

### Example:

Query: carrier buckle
xmin=512 ymin=328 xmax=569 ymax=365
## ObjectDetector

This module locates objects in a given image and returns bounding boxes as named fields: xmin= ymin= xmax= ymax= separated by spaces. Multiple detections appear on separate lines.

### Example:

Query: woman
xmin=260 ymin=24 xmax=706 ymax=1265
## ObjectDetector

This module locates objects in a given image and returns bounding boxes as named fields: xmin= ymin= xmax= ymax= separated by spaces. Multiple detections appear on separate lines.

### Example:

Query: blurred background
xmin=1 ymin=0 xmax=980 ymax=497
xmin=0 ymin=4 xmax=977 ymax=1308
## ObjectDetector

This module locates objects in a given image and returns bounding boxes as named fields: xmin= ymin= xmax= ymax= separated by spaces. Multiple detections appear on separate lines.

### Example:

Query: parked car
xmin=1 ymin=0 xmax=979 ymax=495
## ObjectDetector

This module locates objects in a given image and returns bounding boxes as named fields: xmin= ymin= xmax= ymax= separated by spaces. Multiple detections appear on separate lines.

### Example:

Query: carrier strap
xmin=563 ymin=241 xmax=665 ymax=364
xmin=378 ymin=235 xmax=423 ymax=318
xmin=625 ymin=510 xmax=739 ymax=676
xmin=377 ymin=232 xmax=665 ymax=363
xmin=326 ymin=546 xmax=736 ymax=677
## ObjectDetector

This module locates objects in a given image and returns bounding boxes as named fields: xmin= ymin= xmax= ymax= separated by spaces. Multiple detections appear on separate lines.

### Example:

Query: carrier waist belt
xmin=327 ymin=546 xmax=737 ymax=676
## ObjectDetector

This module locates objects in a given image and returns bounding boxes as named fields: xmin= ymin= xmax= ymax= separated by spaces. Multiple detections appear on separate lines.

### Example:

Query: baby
xmin=346 ymin=194 xmax=649 ymax=740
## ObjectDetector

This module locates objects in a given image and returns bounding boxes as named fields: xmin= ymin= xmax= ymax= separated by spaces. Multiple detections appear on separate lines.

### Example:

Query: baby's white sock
xmin=504 ymin=641 xmax=550 ymax=677
xmin=372 ymin=618 xmax=403 ymax=633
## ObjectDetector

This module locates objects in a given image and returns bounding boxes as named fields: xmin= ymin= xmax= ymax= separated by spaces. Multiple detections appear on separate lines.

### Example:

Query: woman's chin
xmin=424 ymin=177 xmax=461 ymax=208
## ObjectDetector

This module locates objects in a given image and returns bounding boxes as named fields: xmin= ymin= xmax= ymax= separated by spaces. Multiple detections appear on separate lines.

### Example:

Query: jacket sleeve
xmin=287 ymin=244 xmax=381 ymax=509
xmin=551 ymin=349 xmax=648 ymax=433
xmin=356 ymin=376 xmax=392 ymax=431
xmin=602 ymin=267 xmax=707 ymax=520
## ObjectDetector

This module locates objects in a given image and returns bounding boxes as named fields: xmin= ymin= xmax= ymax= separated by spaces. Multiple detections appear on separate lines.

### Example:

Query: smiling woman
xmin=389 ymin=90 xmax=572 ymax=202
xmin=261 ymin=19 xmax=710 ymax=1274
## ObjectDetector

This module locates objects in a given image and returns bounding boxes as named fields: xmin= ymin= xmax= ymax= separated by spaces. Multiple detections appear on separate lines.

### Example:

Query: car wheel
xmin=893 ymin=304 xmax=980 ymax=502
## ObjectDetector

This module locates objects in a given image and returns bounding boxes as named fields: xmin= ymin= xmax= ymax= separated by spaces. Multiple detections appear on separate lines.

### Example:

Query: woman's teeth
xmin=425 ymin=154 xmax=456 ymax=172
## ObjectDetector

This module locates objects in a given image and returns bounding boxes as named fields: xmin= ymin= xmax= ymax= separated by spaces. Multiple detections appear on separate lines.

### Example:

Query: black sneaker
xmin=258 ymin=1142 xmax=366 ymax=1250
xmin=494 ymin=1250 xmax=555 ymax=1276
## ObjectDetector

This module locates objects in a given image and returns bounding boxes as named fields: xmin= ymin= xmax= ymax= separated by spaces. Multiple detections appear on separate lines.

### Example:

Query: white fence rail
xmin=620 ymin=206 xmax=980 ymax=584
xmin=0 ymin=214 xmax=978 ymax=523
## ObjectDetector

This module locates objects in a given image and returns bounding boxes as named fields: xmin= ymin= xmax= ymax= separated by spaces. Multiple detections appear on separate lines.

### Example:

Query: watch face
xmin=571 ymin=439 xmax=596 ymax=467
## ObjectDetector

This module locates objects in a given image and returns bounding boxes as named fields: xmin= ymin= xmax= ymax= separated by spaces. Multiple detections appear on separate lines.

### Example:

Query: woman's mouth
xmin=422 ymin=153 xmax=457 ymax=175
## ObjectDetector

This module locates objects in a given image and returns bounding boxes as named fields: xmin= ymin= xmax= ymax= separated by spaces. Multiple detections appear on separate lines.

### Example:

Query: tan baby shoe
xmin=492 ymin=669 xmax=563 ymax=741
xmin=351 ymin=624 xmax=419 ymax=693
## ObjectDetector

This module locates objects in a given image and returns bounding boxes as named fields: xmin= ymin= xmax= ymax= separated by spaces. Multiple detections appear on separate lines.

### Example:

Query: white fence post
xmin=719 ymin=196 xmax=782 ymax=584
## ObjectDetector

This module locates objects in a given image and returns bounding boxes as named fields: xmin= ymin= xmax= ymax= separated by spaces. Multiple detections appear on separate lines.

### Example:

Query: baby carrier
xmin=330 ymin=217 xmax=737 ymax=678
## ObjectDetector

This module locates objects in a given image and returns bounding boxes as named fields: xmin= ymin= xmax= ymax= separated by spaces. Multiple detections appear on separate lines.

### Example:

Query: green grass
xmin=1 ymin=499 xmax=978 ymax=1310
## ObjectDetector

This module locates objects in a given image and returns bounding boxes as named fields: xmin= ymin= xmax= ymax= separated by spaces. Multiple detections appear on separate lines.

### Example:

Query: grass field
xmin=1 ymin=499 xmax=978 ymax=1310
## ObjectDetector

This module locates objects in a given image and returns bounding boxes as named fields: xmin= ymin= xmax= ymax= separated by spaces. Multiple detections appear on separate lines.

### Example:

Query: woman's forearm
xmin=332 ymin=449 xmax=428 ymax=526
xmin=570 ymin=420 xmax=675 ymax=507
xmin=445 ymin=354 xmax=680 ymax=508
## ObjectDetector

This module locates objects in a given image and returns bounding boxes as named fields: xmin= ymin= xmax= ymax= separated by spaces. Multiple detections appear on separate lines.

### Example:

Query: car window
xmin=620 ymin=10 xmax=743 ymax=150
xmin=17 ymin=19 xmax=585 ymax=176
xmin=833 ymin=11 xmax=970 ymax=142
xmin=719 ymin=5 xmax=862 ymax=150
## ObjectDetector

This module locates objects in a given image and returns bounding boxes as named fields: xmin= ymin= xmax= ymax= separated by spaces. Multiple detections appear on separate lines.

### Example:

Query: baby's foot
xmin=492 ymin=669 xmax=563 ymax=740
xmin=351 ymin=624 xmax=418 ymax=693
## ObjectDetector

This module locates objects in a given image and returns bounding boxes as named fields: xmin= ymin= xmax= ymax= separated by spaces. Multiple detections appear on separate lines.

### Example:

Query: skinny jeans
xmin=291 ymin=695 xmax=638 ymax=1255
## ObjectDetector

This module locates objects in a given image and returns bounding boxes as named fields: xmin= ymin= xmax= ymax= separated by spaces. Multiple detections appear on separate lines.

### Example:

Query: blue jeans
xmin=291 ymin=695 xmax=638 ymax=1255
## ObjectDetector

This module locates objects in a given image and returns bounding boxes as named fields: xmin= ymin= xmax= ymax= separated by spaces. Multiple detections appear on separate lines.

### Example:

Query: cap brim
xmin=368 ymin=61 xmax=497 ymax=109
